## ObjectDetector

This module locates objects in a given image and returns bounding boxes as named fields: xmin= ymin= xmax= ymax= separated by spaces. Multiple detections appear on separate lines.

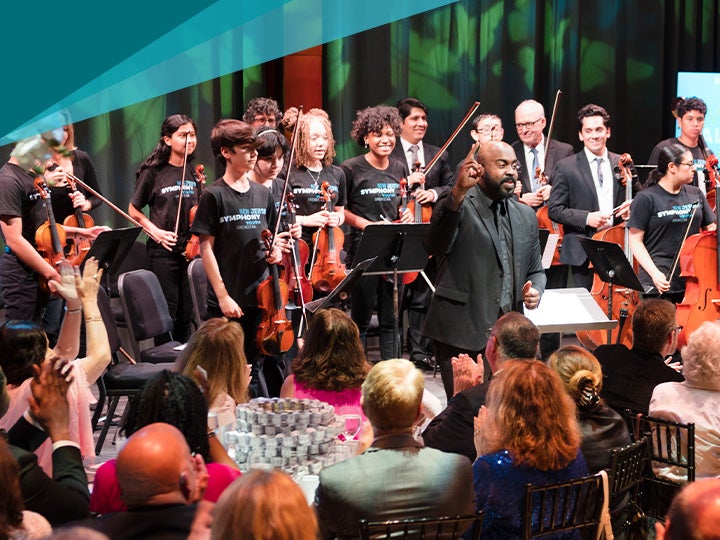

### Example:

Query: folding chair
xmin=359 ymin=512 xmax=484 ymax=540
xmin=607 ymin=437 xmax=649 ymax=535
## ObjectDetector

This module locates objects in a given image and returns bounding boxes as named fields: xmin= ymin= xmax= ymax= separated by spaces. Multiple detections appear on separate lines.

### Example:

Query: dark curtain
xmin=2 ymin=0 xmax=718 ymax=231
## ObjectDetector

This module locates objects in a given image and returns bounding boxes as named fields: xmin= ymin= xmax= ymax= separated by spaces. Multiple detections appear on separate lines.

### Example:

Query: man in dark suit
xmin=422 ymin=312 xmax=540 ymax=461
xmin=512 ymin=99 xmax=574 ymax=208
xmin=391 ymin=98 xmax=455 ymax=371
xmin=315 ymin=359 xmax=473 ymax=539
xmin=423 ymin=140 xmax=546 ymax=399
xmin=512 ymin=99 xmax=574 ymax=358
xmin=1 ymin=360 xmax=90 ymax=527
xmin=76 ymin=422 xmax=207 ymax=540
xmin=548 ymin=103 xmax=632 ymax=290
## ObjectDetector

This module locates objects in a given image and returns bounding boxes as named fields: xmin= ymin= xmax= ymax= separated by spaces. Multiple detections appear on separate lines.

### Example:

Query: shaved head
xmin=660 ymin=479 xmax=720 ymax=540
xmin=117 ymin=422 xmax=193 ymax=507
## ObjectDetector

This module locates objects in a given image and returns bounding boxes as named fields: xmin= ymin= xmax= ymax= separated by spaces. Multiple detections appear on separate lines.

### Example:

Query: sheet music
xmin=541 ymin=233 xmax=560 ymax=269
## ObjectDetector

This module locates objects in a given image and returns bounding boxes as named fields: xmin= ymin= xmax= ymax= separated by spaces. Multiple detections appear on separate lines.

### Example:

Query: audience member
xmin=77 ymin=423 xmax=208 ymax=540
xmin=89 ymin=372 xmax=239 ymax=515
xmin=548 ymin=345 xmax=631 ymax=474
xmin=422 ymin=312 xmax=540 ymax=462
xmin=179 ymin=318 xmax=250 ymax=428
xmin=650 ymin=321 xmax=720 ymax=481
xmin=655 ymin=478 xmax=720 ymax=540
xmin=0 ymin=258 xmax=110 ymax=471
xmin=0 ymin=437 xmax=52 ymax=539
xmin=211 ymin=469 xmax=318 ymax=540
xmin=2 ymin=360 xmax=90 ymax=526
xmin=280 ymin=308 xmax=371 ymax=414
xmin=314 ymin=359 xmax=473 ymax=539
xmin=472 ymin=360 xmax=588 ymax=539
xmin=594 ymin=298 xmax=684 ymax=415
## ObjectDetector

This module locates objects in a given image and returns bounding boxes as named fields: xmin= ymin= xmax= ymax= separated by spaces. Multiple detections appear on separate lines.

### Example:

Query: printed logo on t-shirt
xmin=160 ymin=179 xmax=197 ymax=198
xmin=657 ymin=202 xmax=697 ymax=222
xmin=360 ymin=182 xmax=400 ymax=202
xmin=219 ymin=206 xmax=268 ymax=228
xmin=292 ymin=184 xmax=338 ymax=205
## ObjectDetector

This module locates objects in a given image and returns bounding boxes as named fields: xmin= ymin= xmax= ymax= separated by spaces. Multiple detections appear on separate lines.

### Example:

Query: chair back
xmin=187 ymin=258 xmax=208 ymax=329
xmin=97 ymin=287 xmax=122 ymax=359
xmin=522 ymin=473 xmax=605 ymax=539
xmin=635 ymin=415 xmax=695 ymax=482
xmin=608 ymin=437 xmax=648 ymax=501
xmin=359 ymin=512 xmax=484 ymax=540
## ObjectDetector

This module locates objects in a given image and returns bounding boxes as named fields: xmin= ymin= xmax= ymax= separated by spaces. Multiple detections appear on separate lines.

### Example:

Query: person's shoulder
xmin=555 ymin=151 xmax=581 ymax=170
xmin=340 ymin=154 xmax=364 ymax=168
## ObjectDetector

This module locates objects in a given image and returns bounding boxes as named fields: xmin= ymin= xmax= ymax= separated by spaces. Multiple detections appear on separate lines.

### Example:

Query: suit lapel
xmin=577 ymin=153 xmax=599 ymax=210
xmin=468 ymin=187 xmax=502 ymax=256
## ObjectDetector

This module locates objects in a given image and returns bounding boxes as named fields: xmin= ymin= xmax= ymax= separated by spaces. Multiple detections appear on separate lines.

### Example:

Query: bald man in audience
xmin=78 ymin=423 xmax=208 ymax=540
xmin=422 ymin=312 xmax=540 ymax=462
xmin=315 ymin=359 xmax=473 ymax=539
xmin=656 ymin=478 xmax=720 ymax=540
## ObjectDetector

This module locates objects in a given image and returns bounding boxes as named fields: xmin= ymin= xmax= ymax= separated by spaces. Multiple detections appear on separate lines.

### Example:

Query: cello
xmin=256 ymin=229 xmax=295 ymax=355
xmin=675 ymin=155 xmax=720 ymax=347
xmin=577 ymin=154 xmax=639 ymax=350
xmin=309 ymin=181 xmax=347 ymax=293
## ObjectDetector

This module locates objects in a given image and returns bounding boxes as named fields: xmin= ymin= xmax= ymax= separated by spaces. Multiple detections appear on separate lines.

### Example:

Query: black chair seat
xmin=104 ymin=361 xmax=174 ymax=389
xmin=140 ymin=342 xmax=183 ymax=364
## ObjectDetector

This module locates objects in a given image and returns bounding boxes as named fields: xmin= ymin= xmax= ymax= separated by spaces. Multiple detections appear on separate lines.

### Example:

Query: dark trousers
xmin=147 ymin=246 xmax=193 ymax=343
xmin=570 ymin=261 xmax=594 ymax=291
xmin=403 ymin=262 xmax=435 ymax=363
xmin=351 ymin=275 xmax=399 ymax=360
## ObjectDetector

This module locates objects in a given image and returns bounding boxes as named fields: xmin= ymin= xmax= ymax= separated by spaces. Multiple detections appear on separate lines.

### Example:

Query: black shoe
xmin=413 ymin=357 xmax=435 ymax=372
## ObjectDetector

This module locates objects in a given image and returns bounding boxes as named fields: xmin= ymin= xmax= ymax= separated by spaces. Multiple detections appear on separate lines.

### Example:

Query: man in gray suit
xmin=314 ymin=359 xmax=473 ymax=539
xmin=422 ymin=141 xmax=546 ymax=399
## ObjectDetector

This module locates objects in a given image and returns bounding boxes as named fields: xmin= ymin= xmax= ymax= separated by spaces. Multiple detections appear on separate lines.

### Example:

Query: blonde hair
xmin=548 ymin=345 xmax=603 ymax=410
xmin=361 ymin=359 xmax=424 ymax=431
xmin=211 ymin=469 xmax=317 ymax=540
xmin=180 ymin=318 xmax=249 ymax=407
xmin=295 ymin=112 xmax=336 ymax=168
xmin=480 ymin=360 xmax=580 ymax=470
xmin=681 ymin=321 xmax=720 ymax=390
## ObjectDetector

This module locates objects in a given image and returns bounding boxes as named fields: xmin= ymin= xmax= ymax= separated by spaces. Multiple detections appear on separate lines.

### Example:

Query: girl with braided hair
xmin=548 ymin=345 xmax=631 ymax=474
xmin=89 ymin=371 xmax=240 ymax=515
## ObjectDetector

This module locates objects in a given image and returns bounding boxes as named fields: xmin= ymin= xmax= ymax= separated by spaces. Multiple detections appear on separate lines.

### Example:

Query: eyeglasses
xmin=475 ymin=126 xmax=502 ymax=134
xmin=673 ymin=325 xmax=684 ymax=334
xmin=515 ymin=118 xmax=543 ymax=130
xmin=495 ymin=159 xmax=522 ymax=171
xmin=676 ymin=161 xmax=695 ymax=168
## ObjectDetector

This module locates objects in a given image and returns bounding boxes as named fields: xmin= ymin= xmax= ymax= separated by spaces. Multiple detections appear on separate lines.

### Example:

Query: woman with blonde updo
xmin=548 ymin=345 xmax=631 ymax=474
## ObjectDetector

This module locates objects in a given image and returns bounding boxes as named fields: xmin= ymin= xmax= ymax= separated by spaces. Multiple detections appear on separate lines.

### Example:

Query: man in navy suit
xmin=548 ymin=104 xmax=633 ymax=291
xmin=391 ymin=98 xmax=454 ymax=371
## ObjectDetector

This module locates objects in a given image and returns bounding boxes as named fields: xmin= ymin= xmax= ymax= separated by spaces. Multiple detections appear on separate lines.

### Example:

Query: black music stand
xmin=81 ymin=228 xmax=142 ymax=289
xmin=579 ymin=237 xmax=646 ymax=344
xmin=304 ymin=257 xmax=377 ymax=314
xmin=353 ymin=223 xmax=430 ymax=358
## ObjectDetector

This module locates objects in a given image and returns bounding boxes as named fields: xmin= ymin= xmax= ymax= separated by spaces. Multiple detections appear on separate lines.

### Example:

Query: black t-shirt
xmin=50 ymin=149 xmax=103 ymax=223
xmin=131 ymin=163 xmax=199 ymax=253
xmin=628 ymin=183 xmax=715 ymax=294
xmin=191 ymin=179 xmax=277 ymax=309
xmin=648 ymin=137 xmax=714 ymax=189
xmin=341 ymin=155 xmax=405 ymax=256
xmin=288 ymin=164 xmax=347 ymax=244
xmin=0 ymin=162 xmax=48 ymax=247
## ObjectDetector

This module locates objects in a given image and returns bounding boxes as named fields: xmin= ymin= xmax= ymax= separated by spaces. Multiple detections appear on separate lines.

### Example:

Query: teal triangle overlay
xmin=2 ymin=0 xmax=458 ymax=145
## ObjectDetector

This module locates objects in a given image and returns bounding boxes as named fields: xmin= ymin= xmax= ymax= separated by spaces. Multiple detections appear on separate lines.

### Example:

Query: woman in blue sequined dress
xmin=472 ymin=360 xmax=589 ymax=539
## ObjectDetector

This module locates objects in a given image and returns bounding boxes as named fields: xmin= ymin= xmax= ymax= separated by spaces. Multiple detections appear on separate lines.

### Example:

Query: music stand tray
xmin=80 ymin=227 xmax=142 ymax=276
xmin=304 ymin=257 xmax=376 ymax=314
xmin=578 ymin=237 xmax=645 ymax=292
xmin=352 ymin=223 xmax=430 ymax=276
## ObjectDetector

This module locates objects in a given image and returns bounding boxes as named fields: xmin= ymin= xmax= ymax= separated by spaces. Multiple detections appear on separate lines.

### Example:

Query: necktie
xmin=530 ymin=147 xmax=540 ymax=191
xmin=492 ymin=200 xmax=513 ymax=314
xmin=408 ymin=144 xmax=419 ymax=170
xmin=595 ymin=157 xmax=604 ymax=187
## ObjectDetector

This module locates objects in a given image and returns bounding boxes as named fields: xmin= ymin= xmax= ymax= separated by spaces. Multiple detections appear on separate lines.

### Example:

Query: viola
xmin=184 ymin=164 xmax=206 ymax=261
xmin=405 ymin=162 xmax=433 ymax=224
xmin=256 ymin=229 xmax=294 ymax=355
xmin=394 ymin=178 xmax=420 ymax=285
xmin=281 ymin=192 xmax=313 ymax=306
xmin=577 ymin=154 xmax=639 ymax=350
xmin=310 ymin=181 xmax=347 ymax=293
xmin=34 ymin=177 xmax=68 ymax=294
xmin=60 ymin=167 xmax=95 ymax=266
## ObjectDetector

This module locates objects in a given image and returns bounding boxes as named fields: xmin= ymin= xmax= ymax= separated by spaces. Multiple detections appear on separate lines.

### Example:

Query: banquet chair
xmin=359 ymin=512 xmax=484 ymax=540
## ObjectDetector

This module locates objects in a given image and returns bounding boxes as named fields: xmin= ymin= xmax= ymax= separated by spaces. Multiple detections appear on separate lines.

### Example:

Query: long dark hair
xmin=0 ymin=321 xmax=47 ymax=386
xmin=646 ymin=143 xmax=688 ymax=186
xmin=121 ymin=370 xmax=210 ymax=459
xmin=135 ymin=114 xmax=197 ymax=179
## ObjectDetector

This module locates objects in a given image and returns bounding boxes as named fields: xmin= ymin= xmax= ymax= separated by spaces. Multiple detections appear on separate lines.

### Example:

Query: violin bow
xmin=172 ymin=130 xmax=192 ymax=236
xmin=666 ymin=199 xmax=701 ymax=286
xmin=423 ymin=101 xmax=480 ymax=175
xmin=272 ymin=106 xmax=304 ymax=244
xmin=541 ymin=89 xmax=562 ymax=173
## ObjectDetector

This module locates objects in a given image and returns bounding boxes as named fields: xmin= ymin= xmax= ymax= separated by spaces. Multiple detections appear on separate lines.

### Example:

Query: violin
xmin=395 ymin=178 xmax=420 ymax=284
xmin=406 ymin=162 xmax=433 ymax=223
xmin=34 ymin=177 xmax=68 ymax=294
xmin=60 ymin=167 xmax=95 ymax=266
xmin=310 ymin=181 xmax=347 ymax=293
xmin=577 ymin=154 xmax=639 ymax=350
xmin=184 ymin=164 xmax=206 ymax=261
xmin=281 ymin=192 xmax=313 ymax=306
xmin=675 ymin=157 xmax=720 ymax=347
xmin=535 ymin=169 xmax=564 ymax=266
xmin=256 ymin=229 xmax=294 ymax=355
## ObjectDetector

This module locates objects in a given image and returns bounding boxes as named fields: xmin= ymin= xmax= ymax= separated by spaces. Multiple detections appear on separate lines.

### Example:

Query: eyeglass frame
xmin=515 ymin=118 xmax=544 ymax=130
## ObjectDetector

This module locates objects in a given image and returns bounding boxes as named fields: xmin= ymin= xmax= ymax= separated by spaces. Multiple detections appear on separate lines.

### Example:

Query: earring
xmin=364 ymin=140 xmax=368 ymax=148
